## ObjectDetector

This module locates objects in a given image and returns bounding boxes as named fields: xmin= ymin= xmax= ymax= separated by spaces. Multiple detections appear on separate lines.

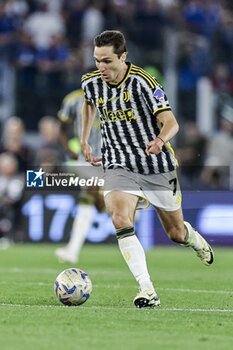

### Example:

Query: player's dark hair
xmin=94 ymin=30 xmax=126 ymax=58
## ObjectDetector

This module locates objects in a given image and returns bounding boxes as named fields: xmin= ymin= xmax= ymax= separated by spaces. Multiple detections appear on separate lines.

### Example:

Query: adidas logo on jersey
xmin=98 ymin=97 xmax=104 ymax=104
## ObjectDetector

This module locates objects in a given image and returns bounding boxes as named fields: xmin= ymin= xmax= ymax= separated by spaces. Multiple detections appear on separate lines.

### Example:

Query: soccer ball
xmin=54 ymin=268 xmax=92 ymax=306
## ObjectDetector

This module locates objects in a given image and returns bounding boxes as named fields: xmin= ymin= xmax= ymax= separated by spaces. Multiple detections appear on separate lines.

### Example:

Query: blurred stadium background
xmin=0 ymin=0 xmax=233 ymax=249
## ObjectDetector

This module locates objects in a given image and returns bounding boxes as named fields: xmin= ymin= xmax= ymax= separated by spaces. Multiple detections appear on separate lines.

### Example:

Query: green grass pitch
xmin=0 ymin=243 xmax=233 ymax=350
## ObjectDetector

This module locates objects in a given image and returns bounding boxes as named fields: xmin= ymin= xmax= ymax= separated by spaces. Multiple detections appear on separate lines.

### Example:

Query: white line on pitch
xmin=0 ymin=267 xmax=125 ymax=275
xmin=2 ymin=267 xmax=231 ymax=294
xmin=0 ymin=267 xmax=59 ymax=273
xmin=1 ymin=280 xmax=233 ymax=295
xmin=0 ymin=303 xmax=233 ymax=313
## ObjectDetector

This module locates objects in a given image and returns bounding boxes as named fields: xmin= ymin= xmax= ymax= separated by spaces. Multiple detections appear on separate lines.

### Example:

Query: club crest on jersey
xmin=123 ymin=88 xmax=130 ymax=102
xmin=153 ymin=86 xmax=165 ymax=102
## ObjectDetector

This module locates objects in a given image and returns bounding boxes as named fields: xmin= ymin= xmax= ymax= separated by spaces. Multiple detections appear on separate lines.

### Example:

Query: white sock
xmin=66 ymin=205 xmax=94 ymax=257
xmin=118 ymin=234 xmax=154 ymax=291
xmin=184 ymin=221 xmax=203 ymax=250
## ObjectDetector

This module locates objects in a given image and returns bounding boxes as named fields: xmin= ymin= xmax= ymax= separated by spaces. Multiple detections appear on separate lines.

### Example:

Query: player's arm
xmin=81 ymin=98 xmax=102 ymax=166
xmin=146 ymin=110 xmax=179 ymax=156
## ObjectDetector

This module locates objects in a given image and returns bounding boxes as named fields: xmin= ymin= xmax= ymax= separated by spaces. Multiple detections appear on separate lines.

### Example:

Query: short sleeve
xmin=81 ymin=80 xmax=92 ymax=102
xmin=57 ymin=90 xmax=84 ymax=123
xmin=140 ymin=76 xmax=171 ymax=117
xmin=57 ymin=99 xmax=73 ymax=123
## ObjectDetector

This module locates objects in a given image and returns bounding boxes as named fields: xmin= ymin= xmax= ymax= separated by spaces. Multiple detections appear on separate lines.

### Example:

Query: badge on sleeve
xmin=153 ymin=86 xmax=165 ymax=102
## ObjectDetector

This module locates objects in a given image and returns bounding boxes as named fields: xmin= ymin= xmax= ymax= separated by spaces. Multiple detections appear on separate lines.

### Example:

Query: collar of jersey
xmin=104 ymin=62 xmax=132 ymax=89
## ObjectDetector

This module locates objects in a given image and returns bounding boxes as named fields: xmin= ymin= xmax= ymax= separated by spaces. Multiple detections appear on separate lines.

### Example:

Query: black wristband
xmin=157 ymin=136 xmax=165 ymax=144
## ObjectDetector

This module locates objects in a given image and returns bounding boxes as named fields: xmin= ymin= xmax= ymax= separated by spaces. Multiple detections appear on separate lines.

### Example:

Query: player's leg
xmin=141 ymin=170 xmax=214 ymax=265
xmin=156 ymin=206 xmax=214 ymax=265
xmin=87 ymin=186 xmax=105 ymax=212
xmin=55 ymin=187 xmax=104 ymax=264
xmin=105 ymin=191 xmax=160 ymax=308
xmin=55 ymin=203 xmax=95 ymax=264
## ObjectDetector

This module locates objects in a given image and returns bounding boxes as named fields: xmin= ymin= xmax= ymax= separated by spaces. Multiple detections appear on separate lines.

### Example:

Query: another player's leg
xmin=55 ymin=188 xmax=105 ymax=264
xmin=156 ymin=207 xmax=214 ymax=265
xmin=55 ymin=204 xmax=94 ymax=264
xmin=105 ymin=191 xmax=160 ymax=308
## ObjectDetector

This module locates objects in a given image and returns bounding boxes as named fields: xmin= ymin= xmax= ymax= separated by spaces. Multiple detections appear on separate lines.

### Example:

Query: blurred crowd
xmin=0 ymin=0 xmax=232 ymax=122
xmin=0 ymin=115 xmax=65 ymax=245
xmin=0 ymin=0 xmax=233 ymax=244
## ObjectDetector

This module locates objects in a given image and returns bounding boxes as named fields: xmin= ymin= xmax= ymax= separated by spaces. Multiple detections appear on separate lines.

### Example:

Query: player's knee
xmin=111 ymin=212 xmax=132 ymax=229
xmin=167 ymin=225 xmax=186 ymax=243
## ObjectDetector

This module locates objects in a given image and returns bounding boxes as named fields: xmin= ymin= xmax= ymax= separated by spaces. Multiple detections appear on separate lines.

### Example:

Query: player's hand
xmin=81 ymin=142 xmax=102 ymax=166
xmin=90 ymin=157 xmax=102 ymax=167
xmin=145 ymin=137 xmax=164 ymax=156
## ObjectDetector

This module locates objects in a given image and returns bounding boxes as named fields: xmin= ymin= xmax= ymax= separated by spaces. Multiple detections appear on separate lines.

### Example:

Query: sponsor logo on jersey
xmin=100 ymin=107 xmax=136 ymax=123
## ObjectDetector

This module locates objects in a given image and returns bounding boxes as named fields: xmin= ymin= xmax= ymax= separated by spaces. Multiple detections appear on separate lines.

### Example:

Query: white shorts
xmin=103 ymin=167 xmax=182 ymax=211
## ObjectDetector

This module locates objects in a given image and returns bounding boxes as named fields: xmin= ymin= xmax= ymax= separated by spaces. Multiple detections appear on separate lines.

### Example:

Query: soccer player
xmin=81 ymin=30 xmax=214 ymax=308
xmin=55 ymin=89 xmax=105 ymax=264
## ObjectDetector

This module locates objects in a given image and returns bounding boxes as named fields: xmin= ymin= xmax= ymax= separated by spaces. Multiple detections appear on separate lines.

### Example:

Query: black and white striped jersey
xmin=58 ymin=89 xmax=101 ymax=157
xmin=81 ymin=63 xmax=177 ymax=174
